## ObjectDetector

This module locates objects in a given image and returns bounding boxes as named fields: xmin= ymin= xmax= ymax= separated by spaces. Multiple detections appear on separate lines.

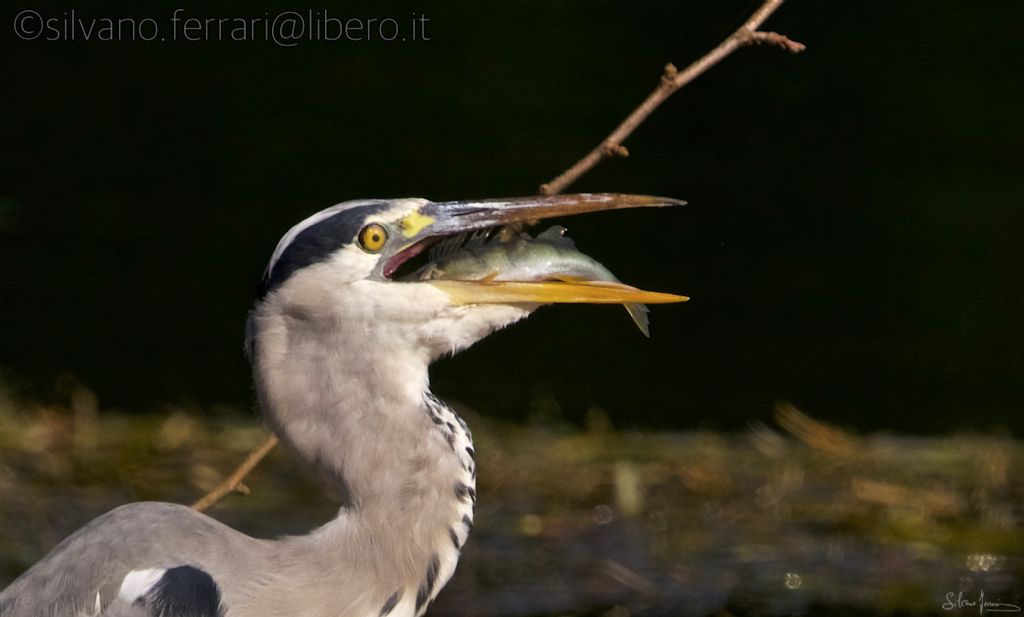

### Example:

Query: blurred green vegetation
xmin=2 ymin=383 xmax=1021 ymax=615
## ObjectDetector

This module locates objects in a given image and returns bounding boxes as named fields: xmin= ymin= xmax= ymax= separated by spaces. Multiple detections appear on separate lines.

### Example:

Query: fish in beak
xmin=387 ymin=193 xmax=689 ymax=313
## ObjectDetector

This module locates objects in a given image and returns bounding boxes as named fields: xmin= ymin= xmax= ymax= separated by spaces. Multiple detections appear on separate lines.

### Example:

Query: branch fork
xmin=540 ymin=0 xmax=804 ymax=196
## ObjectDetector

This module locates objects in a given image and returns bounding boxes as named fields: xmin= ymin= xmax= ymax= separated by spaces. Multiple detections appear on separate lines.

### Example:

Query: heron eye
xmin=358 ymin=223 xmax=388 ymax=253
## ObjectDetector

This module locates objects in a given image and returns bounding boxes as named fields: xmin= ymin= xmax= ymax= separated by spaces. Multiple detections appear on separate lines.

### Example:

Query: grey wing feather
xmin=0 ymin=503 xmax=261 ymax=617
xmin=100 ymin=599 xmax=151 ymax=617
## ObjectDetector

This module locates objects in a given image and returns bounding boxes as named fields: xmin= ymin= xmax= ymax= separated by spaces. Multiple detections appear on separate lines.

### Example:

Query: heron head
xmin=251 ymin=194 xmax=684 ymax=361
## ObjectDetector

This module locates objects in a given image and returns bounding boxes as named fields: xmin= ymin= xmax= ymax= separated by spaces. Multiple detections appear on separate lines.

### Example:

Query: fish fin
xmin=536 ymin=225 xmax=577 ymax=249
xmin=542 ymin=272 xmax=651 ymax=335
xmin=479 ymin=271 xmax=499 ymax=282
xmin=625 ymin=303 xmax=650 ymax=337
xmin=557 ymin=277 xmax=651 ymax=336
xmin=495 ymin=225 xmax=521 ymax=243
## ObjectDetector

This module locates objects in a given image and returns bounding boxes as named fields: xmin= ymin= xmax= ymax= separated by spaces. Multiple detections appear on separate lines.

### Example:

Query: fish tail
xmin=554 ymin=274 xmax=652 ymax=336
xmin=624 ymin=303 xmax=650 ymax=337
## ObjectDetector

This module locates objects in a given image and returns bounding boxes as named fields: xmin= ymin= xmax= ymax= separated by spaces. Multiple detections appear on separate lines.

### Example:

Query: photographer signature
xmin=944 ymin=591 xmax=1021 ymax=614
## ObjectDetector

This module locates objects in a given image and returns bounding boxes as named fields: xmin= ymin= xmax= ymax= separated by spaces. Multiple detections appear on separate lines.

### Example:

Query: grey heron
xmin=0 ymin=194 xmax=684 ymax=617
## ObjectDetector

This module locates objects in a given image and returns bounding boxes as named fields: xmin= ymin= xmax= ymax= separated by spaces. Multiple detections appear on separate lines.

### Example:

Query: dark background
xmin=1 ymin=1 xmax=1021 ymax=434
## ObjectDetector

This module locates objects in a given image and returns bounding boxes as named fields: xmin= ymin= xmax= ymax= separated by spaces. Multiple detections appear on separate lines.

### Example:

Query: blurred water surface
xmin=2 ymin=390 xmax=1021 ymax=616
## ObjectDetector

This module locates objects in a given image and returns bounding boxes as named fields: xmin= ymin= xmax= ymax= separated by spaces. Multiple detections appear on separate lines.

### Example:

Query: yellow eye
xmin=358 ymin=223 xmax=388 ymax=253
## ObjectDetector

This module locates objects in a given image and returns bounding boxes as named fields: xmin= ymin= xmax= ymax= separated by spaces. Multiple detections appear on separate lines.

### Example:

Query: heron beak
xmin=427 ymin=280 xmax=688 ymax=305
xmin=400 ymin=193 xmax=688 ymax=306
xmin=414 ymin=193 xmax=685 ymax=237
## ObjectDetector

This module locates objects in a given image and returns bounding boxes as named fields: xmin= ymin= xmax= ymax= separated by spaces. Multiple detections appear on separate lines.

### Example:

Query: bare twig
xmin=539 ymin=0 xmax=804 ymax=195
xmin=191 ymin=434 xmax=279 ymax=512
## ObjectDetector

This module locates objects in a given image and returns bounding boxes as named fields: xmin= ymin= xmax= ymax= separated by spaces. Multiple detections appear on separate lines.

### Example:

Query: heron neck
xmin=249 ymin=305 xmax=474 ymax=616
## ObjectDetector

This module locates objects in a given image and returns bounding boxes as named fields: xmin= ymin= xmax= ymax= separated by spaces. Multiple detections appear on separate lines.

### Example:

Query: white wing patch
xmin=117 ymin=568 xmax=166 ymax=602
